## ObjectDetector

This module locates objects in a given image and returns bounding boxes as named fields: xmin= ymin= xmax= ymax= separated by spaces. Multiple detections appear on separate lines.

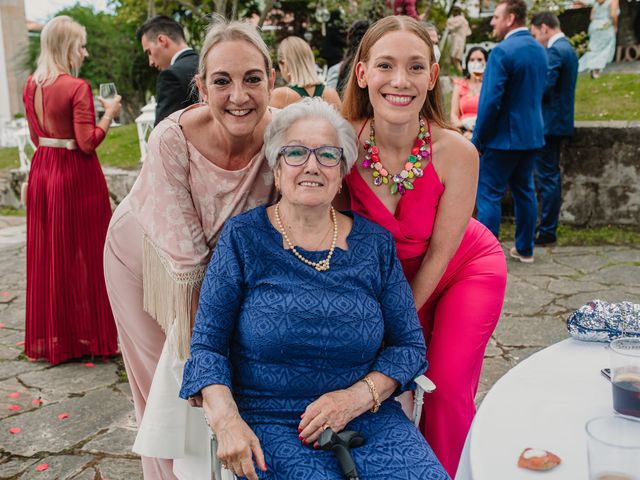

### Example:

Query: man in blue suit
xmin=473 ymin=0 xmax=548 ymax=263
xmin=531 ymin=12 xmax=579 ymax=245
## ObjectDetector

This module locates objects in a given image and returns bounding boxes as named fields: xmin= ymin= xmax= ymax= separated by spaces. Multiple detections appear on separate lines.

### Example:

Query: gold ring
xmin=322 ymin=423 xmax=330 ymax=431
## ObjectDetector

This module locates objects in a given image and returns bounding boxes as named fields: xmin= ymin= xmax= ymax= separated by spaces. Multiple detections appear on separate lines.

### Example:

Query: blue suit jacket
xmin=473 ymin=30 xmax=548 ymax=151
xmin=542 ymin=36 xmax=579 ymax=137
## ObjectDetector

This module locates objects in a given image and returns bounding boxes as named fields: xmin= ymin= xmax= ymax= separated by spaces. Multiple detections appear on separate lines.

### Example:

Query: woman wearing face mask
xmin=450 ymin=46 xmax=487 ymax=140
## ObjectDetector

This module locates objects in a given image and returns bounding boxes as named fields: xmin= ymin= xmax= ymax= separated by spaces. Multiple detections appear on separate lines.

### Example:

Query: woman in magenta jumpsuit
xmin=341 ymin=16 xmax=507 ymax=477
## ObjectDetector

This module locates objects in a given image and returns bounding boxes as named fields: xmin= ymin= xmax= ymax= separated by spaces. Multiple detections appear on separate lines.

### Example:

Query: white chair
xmin=208 ymin=375 xmax=436 ymax=480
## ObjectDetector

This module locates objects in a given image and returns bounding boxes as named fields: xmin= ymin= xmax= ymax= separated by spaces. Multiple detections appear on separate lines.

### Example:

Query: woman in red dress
xmin=341 ymin=16 xmax=507 ymax=477
xmin=22 ymin=16 xmax=121 ymax=364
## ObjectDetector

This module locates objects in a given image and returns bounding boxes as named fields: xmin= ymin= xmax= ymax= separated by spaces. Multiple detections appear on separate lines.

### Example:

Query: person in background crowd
xmin=473 ymin=0 xmax=548 ymax=264
xmin=270 ymin=36 xmax=341 ymax=109
xmin=450 ymin=46 xmax=488 ymax=139
xmin=445 ymin=7 xmax=472 ymax=73
xmin=342 ymin=15 xmax=507 ymax=477
xmin=578 ymin=0 xmax=619 ymax=78
xmin=319 ymin=9 xmax=347 ymax=68
xmin=388 ymin=0 xmax=420 ymax=19
xmin=530 ymin=12 xmax=579 ymax=246
xmin=422 ymin=21 xmax=442 ymax=62
xmin=104 ymin=18 xmax=277 ymax=479
xmin=326 ymin=19 xmax=370 ymax=98
xmin=136 ymin=15 xmax=199 ymax=125
xmin=22 ymin=15 xmax=120 ymax=364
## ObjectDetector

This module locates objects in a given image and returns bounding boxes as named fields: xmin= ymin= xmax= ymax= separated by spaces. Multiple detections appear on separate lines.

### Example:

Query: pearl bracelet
xmin=361 ymin=375 xmax=381 ymax=413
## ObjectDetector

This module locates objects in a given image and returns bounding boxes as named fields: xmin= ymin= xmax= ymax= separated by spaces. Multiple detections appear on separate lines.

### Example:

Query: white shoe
xmin=509 ymin=247 xmax=534 ymax=264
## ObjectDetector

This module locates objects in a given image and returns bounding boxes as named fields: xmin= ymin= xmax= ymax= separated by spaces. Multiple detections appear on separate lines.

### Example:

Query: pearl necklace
xmin=363 ymin=117 xmax=432 ymax=196
xmin=274 ymin=203 xmax=338 ymax=272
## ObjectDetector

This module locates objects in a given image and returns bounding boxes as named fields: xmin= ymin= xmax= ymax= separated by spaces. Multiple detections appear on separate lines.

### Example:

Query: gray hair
xmin=264 ymin=98 xmax=357 ymax=176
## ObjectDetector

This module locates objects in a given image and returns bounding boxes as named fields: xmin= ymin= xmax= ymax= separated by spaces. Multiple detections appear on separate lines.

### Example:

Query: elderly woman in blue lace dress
xmin=179 ymin=98 xmax=448 ymax=480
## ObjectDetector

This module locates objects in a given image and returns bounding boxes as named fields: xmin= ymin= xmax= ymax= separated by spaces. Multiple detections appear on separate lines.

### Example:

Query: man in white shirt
xmin=137 ymin=16 xmax=199 ymax=125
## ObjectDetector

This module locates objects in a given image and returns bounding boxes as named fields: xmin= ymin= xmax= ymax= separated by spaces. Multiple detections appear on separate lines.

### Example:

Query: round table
xmin=456 ymin=338 xmax=614 ymax=479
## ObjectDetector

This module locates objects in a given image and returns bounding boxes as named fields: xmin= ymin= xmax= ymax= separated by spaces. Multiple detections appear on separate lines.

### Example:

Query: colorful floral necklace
xmin=362 ymin=117 xmax=432 ymax=195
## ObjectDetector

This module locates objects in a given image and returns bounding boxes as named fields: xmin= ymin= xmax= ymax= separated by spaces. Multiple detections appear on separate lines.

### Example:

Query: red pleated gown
xmin=22 ymin=74 xmax=118 ymax=364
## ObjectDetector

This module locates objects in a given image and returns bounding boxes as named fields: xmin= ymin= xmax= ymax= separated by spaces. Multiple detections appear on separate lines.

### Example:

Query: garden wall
xmin=2 ymin=121 xmax=639 ymax=227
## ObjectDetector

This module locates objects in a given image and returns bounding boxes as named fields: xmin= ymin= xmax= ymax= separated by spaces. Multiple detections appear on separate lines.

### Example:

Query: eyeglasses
xmin=279 ymin=145 xmax=343 ymax=168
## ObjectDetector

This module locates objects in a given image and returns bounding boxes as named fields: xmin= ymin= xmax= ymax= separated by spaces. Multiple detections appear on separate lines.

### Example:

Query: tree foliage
xmin=25 ymin=4 xmax=155 ymax=121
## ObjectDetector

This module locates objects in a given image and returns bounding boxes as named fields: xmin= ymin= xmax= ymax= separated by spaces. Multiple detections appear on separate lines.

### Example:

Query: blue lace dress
xmin=180 ymin=206 xmax=449 ymax=480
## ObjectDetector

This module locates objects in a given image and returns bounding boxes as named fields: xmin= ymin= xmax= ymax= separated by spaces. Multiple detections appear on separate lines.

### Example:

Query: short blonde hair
xmin=198 ymin=15 xmax=272 ymax=82
xmin=264 ymin=98 xmax=357 ymax=176
xmin=33 ymin=16 xmax=86 ymax=85
xmin=277 ymin=36 xmax=322 ymax=88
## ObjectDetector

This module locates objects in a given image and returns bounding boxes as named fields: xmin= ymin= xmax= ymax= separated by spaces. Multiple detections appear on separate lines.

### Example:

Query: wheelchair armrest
xmin=414 ymin=375 xmax=436 ymax=394
xmin=412 ymin=375 xmax=436 ymax=427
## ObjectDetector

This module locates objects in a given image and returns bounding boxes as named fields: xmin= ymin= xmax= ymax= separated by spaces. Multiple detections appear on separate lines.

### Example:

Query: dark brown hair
xmin=500 ymin=0 xmax=527 ymax=25
xmin=341 ymin=15 xmax=450 ymax=130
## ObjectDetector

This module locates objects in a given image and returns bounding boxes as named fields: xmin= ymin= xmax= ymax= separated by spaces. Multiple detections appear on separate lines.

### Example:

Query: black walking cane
xmin=317 ymin=428 xmax=366 ymax=480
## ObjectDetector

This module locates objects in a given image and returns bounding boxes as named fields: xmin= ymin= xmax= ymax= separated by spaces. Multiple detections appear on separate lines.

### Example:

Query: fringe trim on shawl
xmin=142 ymin=235 xmax=205 ymax=360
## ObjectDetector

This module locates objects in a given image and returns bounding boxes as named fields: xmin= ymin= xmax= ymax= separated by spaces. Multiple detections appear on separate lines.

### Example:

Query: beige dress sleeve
xmin=128 ymin=117 xmax=209 ymax=359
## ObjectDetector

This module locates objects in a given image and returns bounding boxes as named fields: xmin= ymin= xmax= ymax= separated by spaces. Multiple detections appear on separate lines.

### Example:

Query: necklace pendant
xmin=373 ymin=176 xmax=383 ymax=186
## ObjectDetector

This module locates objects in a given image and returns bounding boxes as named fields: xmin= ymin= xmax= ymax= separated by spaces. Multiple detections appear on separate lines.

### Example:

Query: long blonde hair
xmin=277 ymin=36 xmax=322 ymax=88
xmin=341 ymin=16 xmax=450 ymax=129
xmin=33 ymin=16 xmax=86 ymax=86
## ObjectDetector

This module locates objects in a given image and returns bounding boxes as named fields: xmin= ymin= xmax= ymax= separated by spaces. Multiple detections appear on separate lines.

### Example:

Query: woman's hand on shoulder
xmin=213 ymin=412 xmax=267 ymax=480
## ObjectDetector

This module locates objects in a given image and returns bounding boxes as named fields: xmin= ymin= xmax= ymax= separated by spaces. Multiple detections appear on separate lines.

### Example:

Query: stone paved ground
xmin=0 ymin=216 xmax=638 ymax=479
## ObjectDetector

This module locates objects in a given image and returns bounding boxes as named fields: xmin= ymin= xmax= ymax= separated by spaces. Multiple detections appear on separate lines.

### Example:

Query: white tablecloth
xmin=456 ymin=338 xmax=612 ymax=479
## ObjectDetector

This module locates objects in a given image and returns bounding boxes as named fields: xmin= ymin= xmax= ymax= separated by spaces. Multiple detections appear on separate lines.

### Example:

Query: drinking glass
xmin=99 ymin=83 xmax=120 ymax=127
xmin=610 ymin=337 xmax=640 ymax=417
xmin=586 ymin=415 xmax=640 ymax=480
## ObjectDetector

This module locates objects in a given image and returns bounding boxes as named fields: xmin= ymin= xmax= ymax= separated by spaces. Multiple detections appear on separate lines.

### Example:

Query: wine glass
xmin=99 ymin=83 xmax=120 ymax=127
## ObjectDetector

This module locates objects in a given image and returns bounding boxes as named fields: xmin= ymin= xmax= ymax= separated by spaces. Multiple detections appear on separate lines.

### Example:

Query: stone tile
xmin=0 ymin=378 xmax=43 ymax=420
xmin=97 ymin=458 xmax=143 ymax=480
xmin=505 ymin=346 xmax=545 ymax=363
xmin=507 ymin=258 xmax=578 ymax=276
xmin=546 ymin=279 xmax=608 ymax=296
xmin=516 ymin=275 xmax=551 ymax=290
xmin=604 ymin=248 xmax=640 ymax=263
xmin=70 ymin=467 xmax=97 ymax=480
xmin=18 ymin=455 xmax=92 ymax=480
xmin=541 ymin=303 xmax=571 ymax=316
xmin=501 ymin=277 xmax=556 ymax=317
xmin=0 ymin=361 xmax=47 ymax=382
xmin=19 ymin=361 xmax=119 ymax=395
xmin=0 ymin=345 xmax=20 ymax=361
xmin=493 ymin=316 xmax=569 ymax=347
xmin=0 ymin=388 xmax=132 ymax=456
xmin=556 ymin=290 xmax=638 ymax=311
xmin=81 ymin=427 xmax=136 ymax=455
xmin=0 ymin=307 xmax=25 ymax=330
xmin=115 ymin=383 xmax=133 ymax=402
xmin=596 ymin=265 xmax=640 ymax=286
xmin=553 ymin=254 xmax=611 ymax=273
xmin=0 ymin=457 xmax=38 ymax=478
xmin=483 ymin=337 xmax=502 ymax=358
xmin=476 ymin=357 xmax=515 ymax=397
xmin=0 ymin=328 xmax=24 ymax=346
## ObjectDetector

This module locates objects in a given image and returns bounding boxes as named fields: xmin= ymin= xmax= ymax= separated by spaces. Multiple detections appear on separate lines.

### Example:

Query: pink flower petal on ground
xmin=57 ymin=412 xmax=70 ymax=420
xmin=7 ymin=392 xmax=20 ymax=398
xmin=1 ymin=291 xmax=10 ymax=297
xmin=84 ymin=362 xmax=95 ymax=368
xmin=27 ymin=357 xmax=36 ymax=362
xmin=7 ymin=405 xmax=20 ymax=411
xmin=9 ymin=427 xmax=22 ymax=434
xmin=32 ymin=399 xmax=42 ymax=406
xmin=16 ymin=340 xmax=25 ymax=346
xmin=35 ymin=463 xmax=49 ymax=471
xmin=0 ymin=322 xmax=5 ymax=328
